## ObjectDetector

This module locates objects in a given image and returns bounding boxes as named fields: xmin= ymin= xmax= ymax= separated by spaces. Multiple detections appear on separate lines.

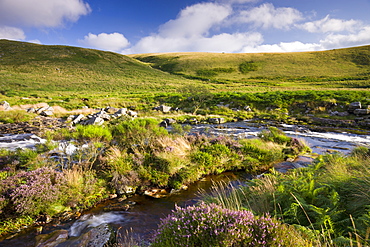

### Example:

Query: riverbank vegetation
xmin=197 ymin=147 xmax=370 ymax=246
xmin=0 ymin=120 xmax=309 ymax=237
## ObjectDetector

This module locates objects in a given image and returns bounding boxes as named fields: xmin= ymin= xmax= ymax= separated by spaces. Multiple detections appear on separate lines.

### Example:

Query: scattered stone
xmin=113 ymin=108 xmax=127 ymax=116
xmin=27 ymin=108 xmax=36 ymax=113
xmin=0 ymin=101 xmax=12 ymax=111
xmin=104 ymin=107 xmax=119 ymax=114
xmin=354 ymin=108 xmax=370 ymax=115
xmin=70 ymin=114 xmax=85 ymax=125
xmin=160 ymin=118 xmax=177 ymax=127
xmin=153 ymin=105 xmax=172 ymax=113
xmin=35 ymin=229 xmax=69 ymax=247
xmin=244 ymin=106 xmax=252 ymax=112
xmin=127 ymin=110 xmax=138 ymax=117
xmin=186 ymin=118 xmax=199 ymax=124
xmin=348 ymin=102 xmax=362 ymax=113
xmin=82 ymin=116 xmax=104 ymax=126
xmin=208 ymin=117 xmax=226 ymax=124
xmin=330 ymin=111 xmax=349 ymax=117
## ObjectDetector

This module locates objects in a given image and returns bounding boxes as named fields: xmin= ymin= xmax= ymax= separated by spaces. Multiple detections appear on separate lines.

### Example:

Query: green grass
xmin=1 ymin=39 xmax=370 ymax=115
xmin=0 ymin=39 xmax=192 ymax=97
xmin=1 ymin=40 xmax=369 ymax=101
xmin=131 ymin=46 xmax=370 ymax=90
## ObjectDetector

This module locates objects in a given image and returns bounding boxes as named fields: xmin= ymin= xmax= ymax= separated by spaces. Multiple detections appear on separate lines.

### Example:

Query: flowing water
xmin=0 ymin=121 xmax=369 ymax=246
xmin=186 ymin=121 xmax=370 ymax=154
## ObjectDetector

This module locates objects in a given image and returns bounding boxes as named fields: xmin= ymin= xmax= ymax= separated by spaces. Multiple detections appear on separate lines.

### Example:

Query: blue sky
xmin=0 ymin=0 xmax=370 ymax=54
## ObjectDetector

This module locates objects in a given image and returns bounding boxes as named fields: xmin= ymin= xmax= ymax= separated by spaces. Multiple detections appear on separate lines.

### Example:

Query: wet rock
xmin=103 ymin=202 xmax=130 ymax=211
xmin=63 ymin=224 xmax=113 ymax=247
xmin=208 ymin=117 xmax=226 ymax=124
xmin=160 ymin=118 xmax=176 ymax=127
xmin=186 ymin=118 xmax=199 ymax=124
xmin=311 ymin=117 xmax=355 ymax=127
xmin=144 ymin=188 xmax=169 ymax=198
xmin=274 ymin=156 xmax=314 ymax=173
xmin=85 ymin=223 xmax=114 ymax=247
xmin=35 ymin=229 xmax=69 ymax=247
xmin=116 ymin=186 xmax=136 ymax=195
xmin=170 ymin=185 xmax=189 ymax=194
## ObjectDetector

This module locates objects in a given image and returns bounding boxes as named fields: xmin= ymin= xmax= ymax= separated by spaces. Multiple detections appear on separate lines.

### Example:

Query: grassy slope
xmin=0 ymin=39 xmax=191 ymax=96
xmin=0 ymin=39 xmax=369 ymax=108
xmin=131 ymin=45 xmax=370 ymax=91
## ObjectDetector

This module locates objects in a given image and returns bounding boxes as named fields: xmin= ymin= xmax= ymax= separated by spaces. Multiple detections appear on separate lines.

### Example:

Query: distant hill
xmin=0 ymin=39 xmax=369 ymax=101
xmin=131 ymin=45 xmax=370 ymax=89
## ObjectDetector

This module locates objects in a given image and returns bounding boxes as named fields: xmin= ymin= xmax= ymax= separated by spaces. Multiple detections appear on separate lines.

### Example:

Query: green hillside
xmin=0 ymin=39 xmax=190 ymax=95
xmin=0 ymin=39 xmax=369 ymax=110
xmin=131 ymin=45 xmax=370 ymax=90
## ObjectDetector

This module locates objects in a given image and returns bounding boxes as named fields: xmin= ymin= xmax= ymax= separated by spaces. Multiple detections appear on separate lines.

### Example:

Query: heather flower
xmin=152 ymin=202 xmax=280 ymax=247
xmin=0 ymin=167 xmax=66 ymax=216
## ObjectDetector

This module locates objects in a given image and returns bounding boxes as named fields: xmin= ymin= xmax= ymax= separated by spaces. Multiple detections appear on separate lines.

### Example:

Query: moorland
xmin=0 ymin=39 xmax=370 ymax=246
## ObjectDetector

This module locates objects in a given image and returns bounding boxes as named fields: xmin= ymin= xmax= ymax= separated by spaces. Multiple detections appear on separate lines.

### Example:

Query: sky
xmin=0 ymin=0 xmax=370 ymax=54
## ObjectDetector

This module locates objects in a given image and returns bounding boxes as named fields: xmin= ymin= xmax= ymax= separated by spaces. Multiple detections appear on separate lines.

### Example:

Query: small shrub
xmin=239 ymin=61 xmax=258 ymax=74
xmin=190 ymin=151 xmax=214 ymax=174
xmin=240 ymin=139 xmax=284 ymax=167
xmin=73 ymin=124 xmax=112 ymax=142
xmin=196 ymin=69 xmax=218 ymax=77
xmin=0 ymin=167 xmax=66 ymax=216
xmin=258 ymin=127 xmax=291 ymax=145
xmin=152 ymin=202 xmax=281 ymax=247
xmin=112 ymin=118 xmax=168 ymax=151
xmin=62 ymin=168 xmax=108 ymax=209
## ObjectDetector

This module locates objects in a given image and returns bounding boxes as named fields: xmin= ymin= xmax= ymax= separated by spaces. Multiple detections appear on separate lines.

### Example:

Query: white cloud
xmin=0 ymin=0 xmax=91 ymax=28
xmin=158 ymin=3 xmax=232 ymax=38
xmin=237 ymin=3 xmax=303 ymax=29
xmin=217 ymin=0 xmax=260 ymax=4
xmin=127 ymin=32 xmax=263 ymax=54
xmin=299 ymin=15 xmax=361 ymax=33
xmin=244 ymin=41 xmax=321 ymax=53
xmin=241 ymin=25 xmax=370 ymax=53
xmin=79 ymin=33 xmax=130 ymax=52
xmin=126 ymin=2 xmax=238 ymax=54
xmin=195 ymin=32 xmax=263 ymax=52
xmin=0 ymin=26 xmax=25 ymax=40
xmin=319 ymin=26 xmax=370 ymax=49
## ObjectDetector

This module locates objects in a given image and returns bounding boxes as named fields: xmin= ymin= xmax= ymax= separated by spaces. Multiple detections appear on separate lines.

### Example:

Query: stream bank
xmin=1 ymin=120 xmax=369 ymax=246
